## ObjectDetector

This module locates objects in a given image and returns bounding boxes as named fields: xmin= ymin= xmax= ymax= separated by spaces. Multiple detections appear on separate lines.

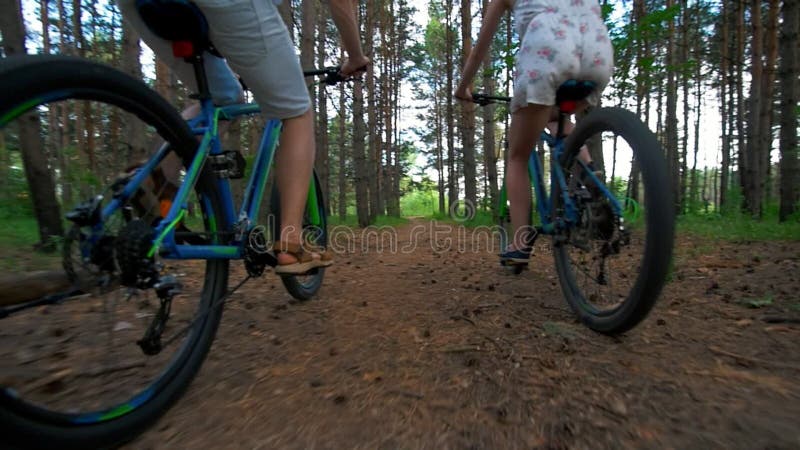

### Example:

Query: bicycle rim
xmin=552 ymin=107 xmax=674 ymax=334
xmin=0 ymin=56 xmax=228 ymax=447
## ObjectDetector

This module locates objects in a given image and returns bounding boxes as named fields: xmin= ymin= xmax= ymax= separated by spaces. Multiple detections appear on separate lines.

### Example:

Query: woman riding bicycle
xmin=455 ymin=0 xmax=613 ymax=264
xmin=118 ymin=0 xmax=369 ymax=274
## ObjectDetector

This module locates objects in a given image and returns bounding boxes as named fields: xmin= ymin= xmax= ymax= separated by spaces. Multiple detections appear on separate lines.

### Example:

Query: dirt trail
xmin=129 ymin=219 xmax=800 ymax=449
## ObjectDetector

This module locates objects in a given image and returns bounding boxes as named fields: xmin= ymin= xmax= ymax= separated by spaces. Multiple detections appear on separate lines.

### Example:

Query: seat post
xmin=189 ymin=54 xmax=211 ymax=100
xmin=556 ymin=111 xmax=568 ymax=139
xmin=171 ymin=41 xmax=211 ymax=100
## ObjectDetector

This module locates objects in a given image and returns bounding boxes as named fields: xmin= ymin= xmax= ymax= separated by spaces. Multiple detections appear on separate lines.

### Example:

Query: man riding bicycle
xmin=118 ymin=0 xmax=369 ymax=274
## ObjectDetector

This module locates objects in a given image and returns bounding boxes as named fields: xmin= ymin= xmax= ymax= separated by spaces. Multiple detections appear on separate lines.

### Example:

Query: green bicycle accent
xmin=0 ymin=97 xmax=44 ymax=126
xmin=148 ymin=209 xmax=186 ymax=258
xmin=306 ymin=177 xmax=321 ymax=226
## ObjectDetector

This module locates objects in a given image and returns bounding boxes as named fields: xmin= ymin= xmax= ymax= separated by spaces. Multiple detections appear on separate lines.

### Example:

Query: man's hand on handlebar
xmin=340 ymin=55 xmax=370 ymax=78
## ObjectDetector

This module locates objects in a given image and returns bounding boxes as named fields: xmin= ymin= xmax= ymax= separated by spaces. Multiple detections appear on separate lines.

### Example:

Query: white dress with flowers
xmin=510 ymin=0 xmax=614 ymax=112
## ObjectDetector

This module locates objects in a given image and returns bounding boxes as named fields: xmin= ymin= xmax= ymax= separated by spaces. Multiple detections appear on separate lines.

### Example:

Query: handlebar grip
xmin=303 ymin=66 xmax=341 ymax=77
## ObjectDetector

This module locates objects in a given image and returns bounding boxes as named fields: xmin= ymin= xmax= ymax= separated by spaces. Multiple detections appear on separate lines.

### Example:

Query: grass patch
xmin=0 ymin=215 xmax=62 ymax=272
xmin=427 ymin=210 xmax=497 ymax=228
xmin=677 ymin=212 xmax=800 ymax=241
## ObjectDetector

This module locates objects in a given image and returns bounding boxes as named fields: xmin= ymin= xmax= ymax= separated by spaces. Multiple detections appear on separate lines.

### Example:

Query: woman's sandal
xmin=274 ymin=240 xmax=334 ymax=275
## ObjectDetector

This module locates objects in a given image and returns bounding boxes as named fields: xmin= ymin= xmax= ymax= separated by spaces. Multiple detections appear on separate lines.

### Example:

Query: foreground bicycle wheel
xmin=0 ymin=55 xmax=228 ymax=449
xmin=552 ymin=107 xmax=674 ymax=334
xmin=269 ymin=171 xmax=329 ymax=300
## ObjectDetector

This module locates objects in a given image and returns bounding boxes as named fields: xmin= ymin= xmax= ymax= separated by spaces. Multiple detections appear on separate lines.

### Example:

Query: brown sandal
xmin=274 ymin=240 xmax=334 ymax=275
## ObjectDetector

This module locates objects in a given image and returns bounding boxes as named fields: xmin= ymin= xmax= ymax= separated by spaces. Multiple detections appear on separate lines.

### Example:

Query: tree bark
xmin=481 ymin=0 xmax=497 ymax=220
xmin=665 ymin=0 xmax=680 ymax=214
xmin=759 ymin=0 xmax=779 ymax=207
xmin=0 ymin=0 xmax=65 ymax=248
xmin=719 ymin=0 xmax=731 ymax=210
xmin=365 ymin=0 xmax=379 ymax=220
xmin=278 ymin=0 xmax=294 ymax=42
xmin=337 ymin=68 xmax=348 ymax=221
xmin=445 ymin=0 xmax=456 ymax=211
xmin=779 ymin=0 xmax=799 ymax=221
xmin=460 ymin=0 xmax=477 ymax=211
xmin=352 ymin=77 xmax=370 ymax=227
xmin=316 ymin=3 xmax=330 ymax=213
xmin=120 ymin=19 xmax=146 ymax=165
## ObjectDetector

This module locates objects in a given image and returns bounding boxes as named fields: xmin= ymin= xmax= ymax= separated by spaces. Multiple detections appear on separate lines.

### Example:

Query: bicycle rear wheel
xmin=0 ymin=55 xmax=228 ymax=449
xmin=551 ymin=107 xmax=674 ymax=334
xmin=269 ymin=171 xmax=328 ymax=300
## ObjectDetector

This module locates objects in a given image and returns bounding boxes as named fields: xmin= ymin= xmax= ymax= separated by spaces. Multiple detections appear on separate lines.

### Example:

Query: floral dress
xmin=510 ymin=0 xmax=614 ymax=112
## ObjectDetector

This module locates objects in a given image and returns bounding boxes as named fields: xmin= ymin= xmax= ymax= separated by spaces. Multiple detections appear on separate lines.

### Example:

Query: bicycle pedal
xmin=154 ymin=275 xmax=182 ymax=299
xmin=209 ymin=150 xmax=246 ymax=179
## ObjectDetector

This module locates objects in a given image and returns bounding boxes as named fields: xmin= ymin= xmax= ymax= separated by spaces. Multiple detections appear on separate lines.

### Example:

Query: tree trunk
xmin=352 ymin=77 xmax=369 ymax=227
xmin=365 ymin=0 xmax=379 ymax=220
xmin=445 ymin=0 xmax=456 ymax=211
xmin=0 ymin=0 xmax=65 ymax=249
xmin=778 ymin=0 xmax=799 ymax=221
xmin=315 ymin=5 xmax=329 ymax=213
xmin=121 ymin=19 xmax=146 ymax=165
xmin=435 ymin=79 xmax=445 ymax=214
xmin=719 ymin=0 xmax=731 ymax=211
xmin=735 ymin=0 xmax=747 ymax=207
xmin=278 ymin=0 xmax=294 ymax=42
xmin=460 ymin=0 xmax=477 ymax=211
xmin=337 ymin=73 xmax=347 ymax=221
xmin=481 ymin=0 xmax=497 ymax=220
xmin=759 ymin=0 xmax=779 ymax=207
xmin=665 ymin=0 xmax=680 ymax=214
xmin=679 ymin=0 xmax=689 ymax=213
xmin=744 ymin=0 xmax=764 ymax=217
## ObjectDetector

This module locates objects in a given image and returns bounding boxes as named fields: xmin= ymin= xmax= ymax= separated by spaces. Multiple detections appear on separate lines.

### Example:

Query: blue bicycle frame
xmin=512 ymin=130 xmax=624 ymax=235
xmin=100 ymin=97 xmax=317 ymax=261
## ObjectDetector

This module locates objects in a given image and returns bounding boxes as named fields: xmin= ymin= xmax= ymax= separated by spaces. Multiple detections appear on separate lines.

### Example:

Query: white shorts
xmin=511 ymin=9 xmax=613 ymax=112
xmin=118 ymin=0 xmax=310 ymax=119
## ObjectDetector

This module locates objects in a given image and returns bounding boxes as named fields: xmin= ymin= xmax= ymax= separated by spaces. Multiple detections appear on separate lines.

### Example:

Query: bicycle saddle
xmin=556 ymin=80 xmax=597 ymax=104
xmin=135 ymin=0 xmax=218 ymax=56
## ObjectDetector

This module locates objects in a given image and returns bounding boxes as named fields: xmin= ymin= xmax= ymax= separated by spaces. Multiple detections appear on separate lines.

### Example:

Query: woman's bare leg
xmin=507 ymin=104 xmax=552 ymax=251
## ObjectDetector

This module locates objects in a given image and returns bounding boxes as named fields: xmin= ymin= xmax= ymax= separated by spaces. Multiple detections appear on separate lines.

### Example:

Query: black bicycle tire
xmin=269 ymin=171 xmax=328 ymax=300
xmin=0 ymin=55 xmax=229 ymax=449
xmin=552 ymin=107 xmax=674 ymax=334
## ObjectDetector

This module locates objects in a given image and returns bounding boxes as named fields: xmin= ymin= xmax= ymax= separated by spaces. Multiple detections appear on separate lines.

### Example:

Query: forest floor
xmin=4 ymin=218 xmax=800 ymax=449
xmin=122 ymin=218 xmax=800 ymax=449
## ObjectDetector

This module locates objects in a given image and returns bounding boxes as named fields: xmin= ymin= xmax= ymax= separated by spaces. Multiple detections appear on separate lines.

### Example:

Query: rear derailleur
xmin=137 ymin=275 xmax=181 ymax=355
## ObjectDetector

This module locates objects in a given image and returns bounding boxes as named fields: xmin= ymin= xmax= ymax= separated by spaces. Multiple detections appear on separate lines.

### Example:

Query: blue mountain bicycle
xmin=473 ymin=84 xmax=674 ymax=335
xmin=0 ymin=3 xmax=351 ymax=446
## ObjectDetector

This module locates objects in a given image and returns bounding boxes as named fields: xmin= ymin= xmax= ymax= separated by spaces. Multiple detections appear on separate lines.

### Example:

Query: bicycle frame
xmin=501 ymin=130 xmax=624 ymax=235
xmin=100 ymin=97 xmax=319 ymax=261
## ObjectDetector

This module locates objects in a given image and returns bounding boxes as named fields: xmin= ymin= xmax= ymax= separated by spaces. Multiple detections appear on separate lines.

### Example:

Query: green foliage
xmin=0 ymin=215 xmax=61 ymax=271
xmin=400 ymin=182 xmax=438 ymax=216
xmin=678 ymin=210 xmax=800 ymax=241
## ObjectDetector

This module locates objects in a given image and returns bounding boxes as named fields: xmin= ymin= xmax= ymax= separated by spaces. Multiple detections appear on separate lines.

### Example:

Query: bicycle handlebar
xmin=303 ymin=65 xmax=367 ymax=86
xmin=471 ymin=93 xmax=511 ymax=106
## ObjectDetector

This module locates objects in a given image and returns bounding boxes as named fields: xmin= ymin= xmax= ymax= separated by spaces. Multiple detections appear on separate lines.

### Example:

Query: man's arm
xmin=327 ymin=0 xmax=370 ymax=75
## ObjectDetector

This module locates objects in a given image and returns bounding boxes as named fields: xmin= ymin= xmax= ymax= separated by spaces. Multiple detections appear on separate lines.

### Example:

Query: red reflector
xmin=559 ymin=100 xmax=577 ymax=113
xmin=172 ymin=41 xmax=194 ymax=58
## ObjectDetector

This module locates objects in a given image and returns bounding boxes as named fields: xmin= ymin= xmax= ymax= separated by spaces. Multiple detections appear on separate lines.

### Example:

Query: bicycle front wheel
xmin=0 ymin=55 xmax=229 ymax=449
xmin=552 ymin=107 xmax=674 ymax=334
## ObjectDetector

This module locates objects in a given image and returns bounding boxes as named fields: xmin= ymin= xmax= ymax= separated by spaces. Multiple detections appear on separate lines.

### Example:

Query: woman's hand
xmin=340 ymin=55 xmax=371 ymax=77
xmin=454 ymin=83 xmax=473 ymax=102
